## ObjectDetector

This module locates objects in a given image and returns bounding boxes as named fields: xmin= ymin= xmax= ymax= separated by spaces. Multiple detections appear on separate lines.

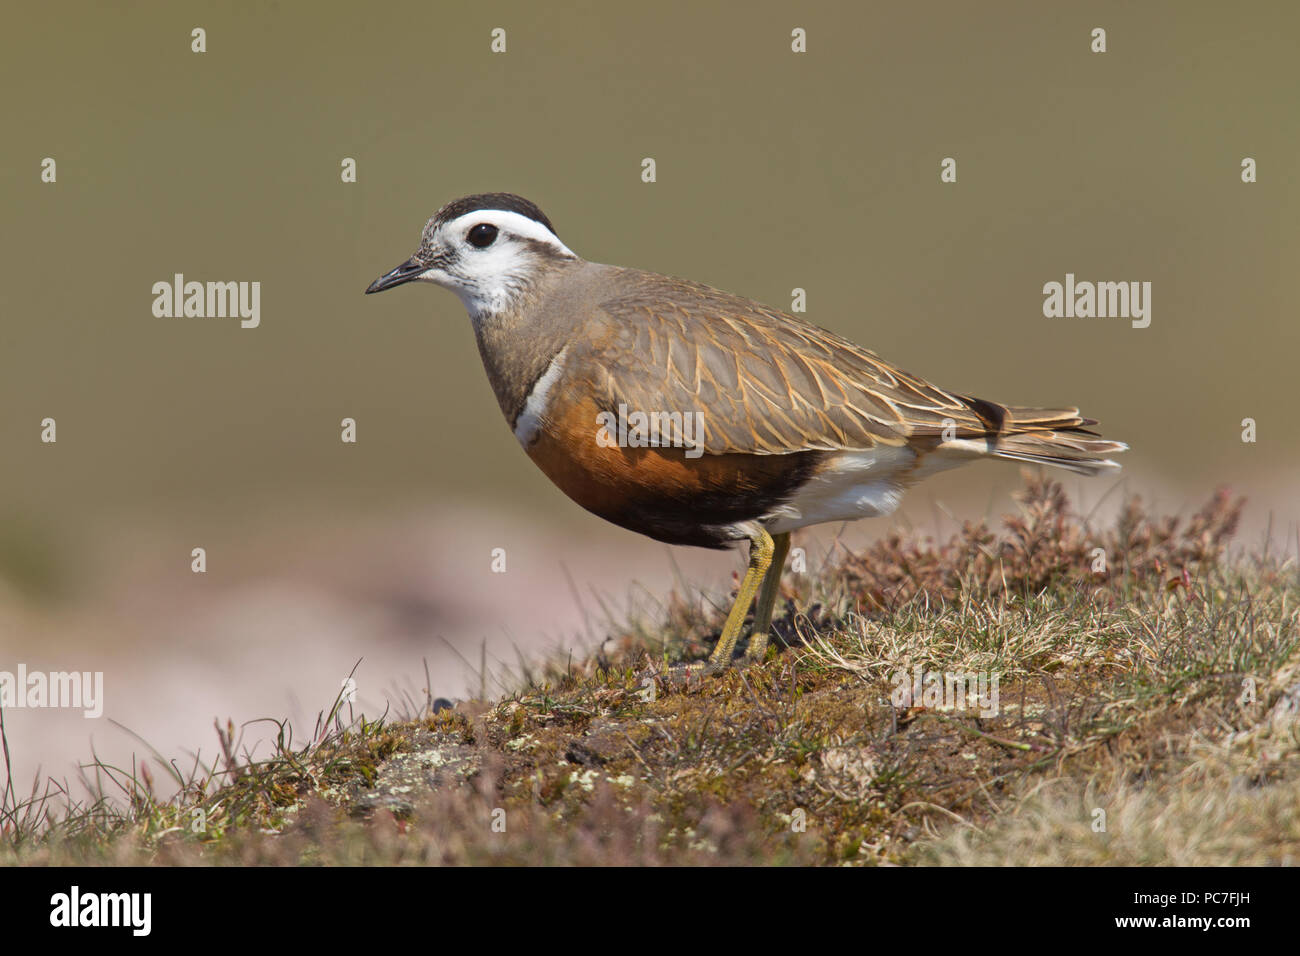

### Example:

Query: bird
xmin=366 ymin=193 xmax=1126 ymax=670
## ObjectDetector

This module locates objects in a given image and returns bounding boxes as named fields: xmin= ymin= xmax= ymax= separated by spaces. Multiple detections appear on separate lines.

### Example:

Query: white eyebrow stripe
xmin=441 ymin=210 xmax=577 ymax=257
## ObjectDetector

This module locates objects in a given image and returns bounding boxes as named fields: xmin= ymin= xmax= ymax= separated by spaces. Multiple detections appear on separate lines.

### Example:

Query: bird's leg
xmin=745 ymin=531 xmax=790 ymax=662
xmin=708 ymin=528 xmax=775 ymax=669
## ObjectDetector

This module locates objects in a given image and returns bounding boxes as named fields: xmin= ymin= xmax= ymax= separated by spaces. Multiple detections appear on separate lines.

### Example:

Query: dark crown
xmin=432 ymin=193 xmax=558 ymax=238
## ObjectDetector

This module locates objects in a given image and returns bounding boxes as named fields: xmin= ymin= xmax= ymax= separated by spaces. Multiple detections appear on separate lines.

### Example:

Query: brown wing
xmin=564 ymin=270 xmax=1012 ymax=457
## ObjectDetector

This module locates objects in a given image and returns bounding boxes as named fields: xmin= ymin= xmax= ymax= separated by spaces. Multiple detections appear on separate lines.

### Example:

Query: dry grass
xmin=2 ymin=475 xmax=1297 ymax=865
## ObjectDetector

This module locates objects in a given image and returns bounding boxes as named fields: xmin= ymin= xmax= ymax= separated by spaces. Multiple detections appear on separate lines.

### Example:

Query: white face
xmin=413 ymin=210 xmax=577 ymax=318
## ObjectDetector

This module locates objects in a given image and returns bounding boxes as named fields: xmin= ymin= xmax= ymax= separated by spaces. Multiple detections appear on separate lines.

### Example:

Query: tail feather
xmin=991 ymin=434 xmax=1127 ymax=476
xmin=959 ymin=397 xmax=1127 ymax=477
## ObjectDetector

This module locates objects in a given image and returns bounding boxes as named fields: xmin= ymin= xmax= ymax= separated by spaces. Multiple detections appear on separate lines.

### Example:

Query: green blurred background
xmin=4 ymin=0 xmax=1298 ymax=556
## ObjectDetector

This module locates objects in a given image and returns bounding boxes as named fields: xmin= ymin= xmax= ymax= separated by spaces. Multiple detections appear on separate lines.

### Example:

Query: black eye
xmin=467 ymin=223 xmax=499 ymax=248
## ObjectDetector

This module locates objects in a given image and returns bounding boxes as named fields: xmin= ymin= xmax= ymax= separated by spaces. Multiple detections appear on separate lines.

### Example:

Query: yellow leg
xmin=745 ymin=531 xmax=790 ymax=662
xmin=708 ymin=528 xmax=775 ymax=669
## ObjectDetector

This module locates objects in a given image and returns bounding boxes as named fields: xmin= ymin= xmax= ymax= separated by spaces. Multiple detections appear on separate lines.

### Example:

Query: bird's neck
xmin=468 ymin=266 xmax=580 ymax=431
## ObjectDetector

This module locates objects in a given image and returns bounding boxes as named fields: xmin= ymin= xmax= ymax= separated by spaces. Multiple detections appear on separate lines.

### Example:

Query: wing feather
xmin=564 ymin=269 xmax=1113 ymax=461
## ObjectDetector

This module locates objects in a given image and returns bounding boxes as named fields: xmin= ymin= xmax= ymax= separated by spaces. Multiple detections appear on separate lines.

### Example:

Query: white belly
xmin=762 ymin=444 xmax=978 ymax=533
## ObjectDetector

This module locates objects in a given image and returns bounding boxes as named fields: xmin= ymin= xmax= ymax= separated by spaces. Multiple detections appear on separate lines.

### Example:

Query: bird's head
xmin=365 ymin=193 xmax=577 ymax=319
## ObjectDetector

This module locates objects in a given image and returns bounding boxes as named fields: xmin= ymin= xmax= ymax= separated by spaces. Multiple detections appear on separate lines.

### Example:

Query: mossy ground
xmin=3 ymin=476 xmax=1298 ymax=865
